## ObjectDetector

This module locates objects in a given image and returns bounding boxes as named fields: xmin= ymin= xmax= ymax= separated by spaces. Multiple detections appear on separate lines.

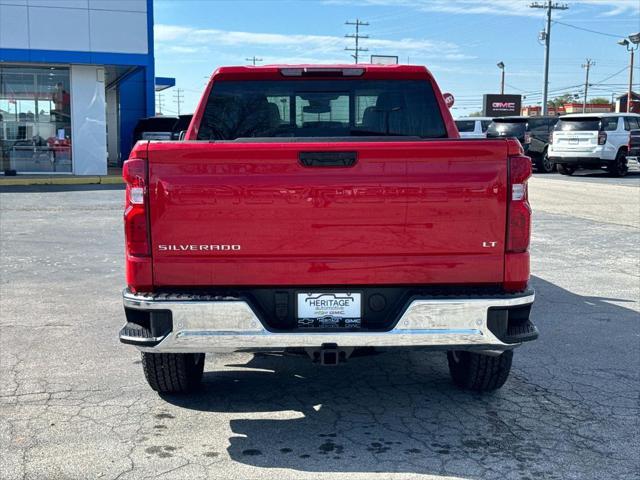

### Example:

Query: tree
xmin=468 ymin=111 xmax=484 ymax=117
xmin=588 ymin=97 xmax=610 ymax=104
xmin=549 ymin=93 xmax=577 ymax=107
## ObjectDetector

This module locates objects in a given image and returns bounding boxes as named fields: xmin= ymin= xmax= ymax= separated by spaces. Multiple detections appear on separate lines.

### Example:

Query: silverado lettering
xmin=120 ymin=64 xmax=537 ymax=395
xmin=158 ymin=244 xmax=241 ymax=251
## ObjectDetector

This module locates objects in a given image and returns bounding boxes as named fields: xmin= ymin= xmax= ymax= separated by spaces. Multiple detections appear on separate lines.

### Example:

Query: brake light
xmin=598 ymin=131 xmax=607 ymax=145
xmin=506 ymin=155 xmax=532 ymax=253
xmin=549 ymin=132 xmax=554 ymax=144
xmin=123 ymin=146 xmax=150 ymax=256
xmin=524 ymin=132 xmax=532 ymax=144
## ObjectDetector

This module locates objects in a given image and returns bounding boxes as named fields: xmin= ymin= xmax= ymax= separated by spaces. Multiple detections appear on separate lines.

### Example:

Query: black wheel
xmin=141 ymin=352 xmax=205 ymax=393
xmin=556 ymin=163 xmax=575 ymax=176
xmin=607 ymin=150 xmax=628 ymax=177
xmin=535 ymin=149 xmax=555 ymax=173
xmin=447 ymin=350 xmax=513 ymax=392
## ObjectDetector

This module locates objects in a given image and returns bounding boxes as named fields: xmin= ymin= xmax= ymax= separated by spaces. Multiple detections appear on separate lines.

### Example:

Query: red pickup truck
xmin=119 ymin=65 xmax=537 ymax=394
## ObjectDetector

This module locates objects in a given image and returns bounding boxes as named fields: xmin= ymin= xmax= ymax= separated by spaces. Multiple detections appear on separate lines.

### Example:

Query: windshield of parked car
xmin=554 ymin=118 xmax=603 ymax=132
xmin=486 ymin=119 xmax=526 ymax=139
xmin=455 ymin=120 xmax=475 ymax=132
xmin=197 ymin=79 xmax=447 ymax=140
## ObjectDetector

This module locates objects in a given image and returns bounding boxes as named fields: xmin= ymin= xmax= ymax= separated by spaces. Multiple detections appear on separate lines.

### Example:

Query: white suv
xmin=455 ymin=117 xmax=493 ymax=139
xmin=549 ymin=113 xmax=640 ymax=177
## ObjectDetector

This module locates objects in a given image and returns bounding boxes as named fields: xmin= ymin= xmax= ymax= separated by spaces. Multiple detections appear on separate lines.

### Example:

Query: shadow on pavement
xmin=162 ymin=276 xmax=639 ymax=478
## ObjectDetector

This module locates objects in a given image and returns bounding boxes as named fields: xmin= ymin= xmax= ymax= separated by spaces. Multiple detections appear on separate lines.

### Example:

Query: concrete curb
xmin=0 ymin=176 xmax=123 ymax=186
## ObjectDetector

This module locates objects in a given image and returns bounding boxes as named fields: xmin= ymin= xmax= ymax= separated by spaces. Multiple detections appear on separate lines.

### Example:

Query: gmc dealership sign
xmin=483 ymin=94 xmax=522 ymax=116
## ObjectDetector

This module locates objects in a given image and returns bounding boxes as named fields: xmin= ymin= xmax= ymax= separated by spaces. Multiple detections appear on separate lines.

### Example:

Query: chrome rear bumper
xmin=121 ymin=289 xmax=536 ymax=353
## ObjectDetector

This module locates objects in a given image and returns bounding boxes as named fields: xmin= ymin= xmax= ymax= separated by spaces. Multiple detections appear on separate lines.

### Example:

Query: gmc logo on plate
xmin=492 ymin=102 xmax=516 ymax=109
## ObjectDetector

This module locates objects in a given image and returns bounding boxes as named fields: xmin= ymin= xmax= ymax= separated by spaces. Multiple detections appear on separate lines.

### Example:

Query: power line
xmin=592 ymin=65 xmax=629 ymax=85
xmin=530 ymin=1 xmax=569 ymax=115
xmin=173 ymin=88 xmax=184 ymax=115
xmin=245 ymin=56 xmax=263 ymax=66
xmin=345 ymin=19 xmax=369 ymax=64
xmin=552 ymin=20 xmax=624 ymax=39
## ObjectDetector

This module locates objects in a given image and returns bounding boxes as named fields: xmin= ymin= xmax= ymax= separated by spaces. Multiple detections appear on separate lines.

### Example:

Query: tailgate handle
xmin=299 ymin=151 xmax=357 ymax=167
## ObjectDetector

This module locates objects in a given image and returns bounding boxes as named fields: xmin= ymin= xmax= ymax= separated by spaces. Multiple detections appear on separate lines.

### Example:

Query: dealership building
xmin=0 ymin=0 xmax=171 ymax=175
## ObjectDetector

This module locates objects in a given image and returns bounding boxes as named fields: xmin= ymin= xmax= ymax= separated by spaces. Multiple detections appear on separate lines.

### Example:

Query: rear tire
xmin=607 ymin=150 xmax=628 ymax=177
xmin=141 ymin=352 xmax=205 ymax=393
xmin=447 ymin=350 xmax=513 ymax=392
xmin=557 ymin=163 xmax=575 ymax=176
xmin=535 ymin=149 xmax=555 ymax=173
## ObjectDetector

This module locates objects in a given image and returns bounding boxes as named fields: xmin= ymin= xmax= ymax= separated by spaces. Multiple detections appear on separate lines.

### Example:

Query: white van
xmin=455 ymin=117 xmax=493 ymax=139
xmin=549 ymin=113 xmax=640 ymax=177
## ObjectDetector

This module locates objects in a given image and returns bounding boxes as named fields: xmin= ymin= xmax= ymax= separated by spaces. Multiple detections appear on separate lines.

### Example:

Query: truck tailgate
xmin=147 ymin=140 xmax=508 ymax=286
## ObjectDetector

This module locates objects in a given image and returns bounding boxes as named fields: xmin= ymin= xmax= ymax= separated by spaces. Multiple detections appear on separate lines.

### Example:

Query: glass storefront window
xmin=0 ymin=66 xmax=72 ymax=173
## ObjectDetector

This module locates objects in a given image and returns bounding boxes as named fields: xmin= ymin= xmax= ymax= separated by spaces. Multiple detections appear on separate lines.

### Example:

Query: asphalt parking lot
xmin=1 ymin=172 xmax=639 ymax=480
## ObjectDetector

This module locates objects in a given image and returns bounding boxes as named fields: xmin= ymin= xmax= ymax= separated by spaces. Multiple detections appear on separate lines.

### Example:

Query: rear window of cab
xmin=196 ymin=79 xmax=448 ymax=140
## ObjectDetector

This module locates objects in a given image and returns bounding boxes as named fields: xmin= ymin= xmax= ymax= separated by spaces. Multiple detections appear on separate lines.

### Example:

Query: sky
xmin=152 ymin=0 xmax=640 ymax=117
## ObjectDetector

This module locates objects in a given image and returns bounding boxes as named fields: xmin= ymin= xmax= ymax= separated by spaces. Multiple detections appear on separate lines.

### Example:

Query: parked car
xmin=454 ymin=117 xmax=493 ymax=139
xmin=132 ymin=116 xmax=179 ymax=144
xmin=549 ymin=113 xmax=640 ymax=177
xmin=119 ymin=64 xmax=537 ymax=394
xmin=171 ymin=114 xmax=194 ymax=140
xmin=487 ymin=116 xmax=559 ymax=173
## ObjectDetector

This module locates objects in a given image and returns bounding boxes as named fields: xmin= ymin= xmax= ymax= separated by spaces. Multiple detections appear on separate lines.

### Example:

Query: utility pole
xmin=245 ymin=56 xmax=263 ymax=66
xmin=345 ymin=19 xmax=369 ymax=63
xmin=530 ymin=2 xmax=569 ymax=115
xmin=155 ymin=93 xmax=164 ymax=115
xmin=173 ymin=88 xmax=184 ymax=115
xmin=581 ymin=59 xmax=594 ymax=113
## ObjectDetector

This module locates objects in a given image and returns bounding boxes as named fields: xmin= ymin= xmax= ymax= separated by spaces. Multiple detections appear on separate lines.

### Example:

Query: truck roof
xmin=207 ymin=64 xmax=434 ymax=81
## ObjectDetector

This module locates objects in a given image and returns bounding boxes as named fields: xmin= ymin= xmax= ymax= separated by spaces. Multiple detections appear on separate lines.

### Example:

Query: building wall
xmin=0 ymin=0 xmax=155 ymax=173
xmin=0 ymin=0 xmax=148 ymax=54
xmin=118 ymin=68 xmax=149 ymax=161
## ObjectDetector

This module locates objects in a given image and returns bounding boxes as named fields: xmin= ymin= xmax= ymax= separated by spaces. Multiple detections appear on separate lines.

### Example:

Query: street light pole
xmin=619 ymin=33 xmax=640 ymax=113
xmin=497 ymin=62 xmax=505 ymax=95
xmin=629 ymin=48 xmax=635 ymax=112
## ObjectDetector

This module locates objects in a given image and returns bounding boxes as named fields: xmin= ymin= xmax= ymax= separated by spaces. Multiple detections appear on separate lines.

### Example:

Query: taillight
xmin=507 ymin=155 xmax=532 ymax=253
xmin=524 ymin=132 xmax=532 ymax=144
xmin=123 ymin=145 xmax=150 ymax=256
xmin=598 ymin=131 xmax=607 ymax=145
xmin=549 ymin=132 xmax=554 ymax=144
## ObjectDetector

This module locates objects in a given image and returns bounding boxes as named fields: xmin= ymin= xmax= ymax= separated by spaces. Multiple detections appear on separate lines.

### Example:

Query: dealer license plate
xmin=297 ymin=292 xmax=361 ymax=328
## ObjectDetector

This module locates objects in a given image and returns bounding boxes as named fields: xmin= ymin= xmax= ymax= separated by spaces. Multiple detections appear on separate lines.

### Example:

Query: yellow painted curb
xmin=99 ymin=176 xmax=124 ymax=185
xmin=0 ymin=175 xmax=123 ymax=186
